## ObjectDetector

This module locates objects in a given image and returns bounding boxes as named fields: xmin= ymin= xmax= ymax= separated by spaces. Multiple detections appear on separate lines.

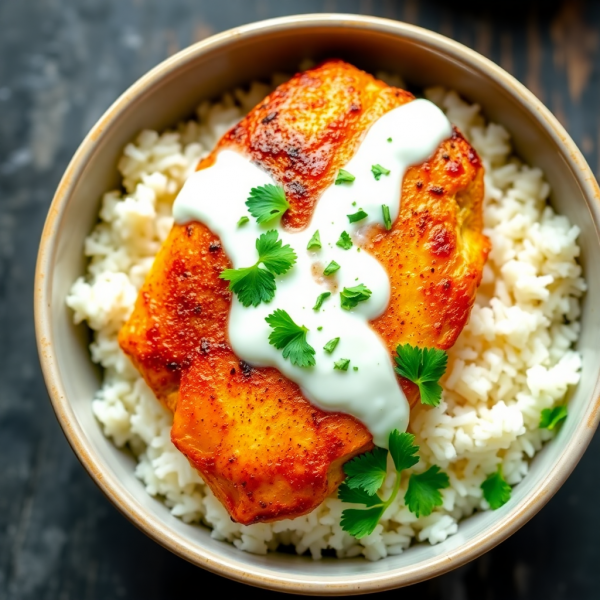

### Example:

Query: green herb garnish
xmin=340 ymin=284 xmax=372 ymax=310
xmin=347 ymin=209 xmax=368 ymax=223
xmin=382 ymin=205 xmax=392 ymax=230
xmin=237 ymin=216 xmax=249 ymax=227
xmin=371 ymin=164 xmax=391 ymax=180
xmin=323 ymin=260 xmax=340 ymax=276
xmin=323 ymin=337 xmax=340 ymax=353
xmin=387 ymin=137 xmax=392 ymax=142
xmin=539 ymin=405 xmax=567 ymax=430
xmin=313 ymin=292 xmax=331 ymax=311
xmin=404 ymin=465 xmax=450 ymax=517
xmin=265 ymin=309 xmax=315 ymax=368
xmin=307 ymin=230 xmax=322 ymax=250
xmin=220 ymin=230 xmax=296 ymax=307
xmin=334 ymin=358 xmax=350 ymax=371
xmin=336 ymin=231 xmax=353 ymax=250
xmin=246 ymin=184 xmax=289 ymax=223
xmin=394 ymin=344 xmax=448 ymax=407
xmin=335 ymin=169 xmax=356 ymax=185
xmin=339 ymin=430 xmax=448 ymax=539
xmin=481 ymin=466 xmax=511 ymax=510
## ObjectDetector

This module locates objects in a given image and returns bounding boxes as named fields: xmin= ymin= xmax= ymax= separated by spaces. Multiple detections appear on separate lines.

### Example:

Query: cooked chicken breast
xmin=119 ymin=59 xmax=489 ymax=524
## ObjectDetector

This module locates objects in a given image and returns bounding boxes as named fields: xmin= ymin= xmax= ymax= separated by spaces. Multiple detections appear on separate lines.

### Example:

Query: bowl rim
xmin=34 ymin=13 xmax=600 ymax=595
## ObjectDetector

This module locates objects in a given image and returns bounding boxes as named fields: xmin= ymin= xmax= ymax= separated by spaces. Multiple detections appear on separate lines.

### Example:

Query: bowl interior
xmin=40 ymin=16 xmax=600 ymax=593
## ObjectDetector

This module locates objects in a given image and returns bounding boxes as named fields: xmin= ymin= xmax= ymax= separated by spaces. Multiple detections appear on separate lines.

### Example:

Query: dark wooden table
xmin=1 ymin=1 xmax=599 ymax=598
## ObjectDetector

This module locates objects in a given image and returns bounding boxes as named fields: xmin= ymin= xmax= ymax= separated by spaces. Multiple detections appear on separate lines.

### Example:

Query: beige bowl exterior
xmin=35 ymin=14 xmax=600 ymax=595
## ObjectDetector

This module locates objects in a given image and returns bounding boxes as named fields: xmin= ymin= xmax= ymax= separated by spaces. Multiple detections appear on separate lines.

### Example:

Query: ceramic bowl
xmin=35 ymin=14 xmax=600 ymax=595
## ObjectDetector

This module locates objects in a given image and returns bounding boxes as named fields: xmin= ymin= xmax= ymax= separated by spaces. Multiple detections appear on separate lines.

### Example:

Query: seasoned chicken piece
xmin=119 ymin=59 xmax=489 ymax=524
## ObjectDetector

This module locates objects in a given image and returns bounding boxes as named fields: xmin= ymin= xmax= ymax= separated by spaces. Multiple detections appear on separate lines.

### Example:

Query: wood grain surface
xmin=1 ymin=1 xmax=599 ymax=599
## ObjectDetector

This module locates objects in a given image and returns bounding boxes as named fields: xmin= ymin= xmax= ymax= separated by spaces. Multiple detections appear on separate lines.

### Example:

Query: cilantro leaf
xmin=336 ymin=231 xmax=353 ymax=250
xmin=334 ymin=358 xmax=351 ymax=371
xmin=323 ymin=337 xmax=340 ymax=353
xmin=313 ymin=292 xmax=331 ymax=311
xmin=246 ymin=184 xmax=289 ymax=223
xmin=394 ymin=344 xmax=448 ymax=407
xmin=340 ymin=284 xmax=372 ymax=310
xmin=344 ymin=446 xmax=388 ymax=495
xmin=256 ymin=230 xmax=297 ymax=275
xmin=237 ymin=215 xmax=249 ymax=227
xmin=307 ymin=230 xmax=321 ymax=250
xmin=220 ymin=265 xmax=276 ymax=307
xmin=539 ymin=405 xmax=567 ymax=430
xmin=371 ymin=164 xmax=391 ymax=180
xmin=404 ymin=465 xmax=449 ymax=517
xmin=340 ymin=507 xmax=385 ymax=539
xmin=388 ymin=430 xmax=420 ymax=473
xmin=387 ymin=137 xmax=392 ymax=142
xmin=335 ymin=169 xmax=356 ymax=185
xmin=347 ymin=209 xmax=368 ymax=223
xmin=323 ymin=260 xmax=340 ymax=276
xmin=338 ymin=482 xmax=383 ymax=507
xmin=382 ymin=205 xmax=392 ymax=230
xmin=339 ymin=429 xmax=429 ymax=539
xmin=265 ymin=309 xmax=315 ymax=368
xmin=220 ymin=231 xmax=296 ymax=307
xmin=481 ymin=467 xmax=511 ymax=510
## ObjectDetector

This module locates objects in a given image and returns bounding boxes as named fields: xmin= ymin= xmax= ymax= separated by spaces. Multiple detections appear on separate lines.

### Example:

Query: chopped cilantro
xmin=313 ymin=292 xmax=331 ymax=311
xmin=237 ymin=215 xmax=249 ymax=227
xmin=317 ymin=326 xmax=323 ymax=331
xmin=220 ymin=230 xmax=296 ymax=307
xmin=481 ymin=466 xmax=511 ymax=510
xmin=347 ymin=209 xmax=368 ymax=223
xmin=340 ymin=284 xmax=372 ymax=310
xmin=371 ymin=164 xmax=391 ymax=180
xmin=394 ymin=344 xmax=448 ymax=407
xmin=382 ymin=205 xmax=392 ymax=230
xmin=334 ymin=358 xmax=351 ymax=371
xmin=323 ymin=260 xmax=340 ymax=276
xmin=307 ymin=230 xmax=321 ymax=250
xmin=387 ymin=137 xmax=392 ymax=142
xmin=335 ymin=169 xmax=356 ymax=185
xmin=323 ymin=337 xmax=340 ymax=353
xmin=336 ymin=231 xmax=353 ymax=250
xmin=245 ymin=184 xmax=289 ymax=223
xmin=265 ymin=309 xmax=315 ymax=368
xmin=353 ymin=366 xmax=358 ymax=371
xmin=404 ymin=465 xmax=450 ymax=517
xmin=339 ymin=430 xmax=449 ymax=539
xmin=539 ymin=405 xmax=567 ymax=430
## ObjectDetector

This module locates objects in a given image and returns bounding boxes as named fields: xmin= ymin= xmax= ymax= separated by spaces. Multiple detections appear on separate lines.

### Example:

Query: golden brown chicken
xmin=119 ymin=59 xmax=489 ymax=525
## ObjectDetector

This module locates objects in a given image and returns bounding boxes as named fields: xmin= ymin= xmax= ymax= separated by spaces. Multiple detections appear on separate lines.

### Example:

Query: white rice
xmin=67 ymin=75 xmax=585 ymax=561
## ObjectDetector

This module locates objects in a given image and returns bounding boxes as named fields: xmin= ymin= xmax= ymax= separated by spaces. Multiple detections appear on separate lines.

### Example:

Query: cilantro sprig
xmin=339 ymin=430 xmax=449 ymax=539
xmin=394 ymin=344 xmax=448 ymax=407
xmin=220 ymin=231 xmax=296 ymax=307
xmin=481 ymin=466 xmax=511 ymax=510
xmin=539 ymin=405 xmax=567 ymax=430
xmin=265 ymin=309 xmax=315 ymax=368
xmin=246 ymin=184 xmax=289 ymax=224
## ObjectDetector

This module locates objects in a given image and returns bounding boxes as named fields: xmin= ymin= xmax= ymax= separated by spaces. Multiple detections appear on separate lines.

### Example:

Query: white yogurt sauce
xmin=173 ymin=99 xmax=452 ymax=448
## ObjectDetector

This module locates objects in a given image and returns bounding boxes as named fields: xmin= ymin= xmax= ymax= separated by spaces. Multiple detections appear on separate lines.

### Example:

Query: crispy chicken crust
xmin=119 ymin=59 xmax=489 ymax=524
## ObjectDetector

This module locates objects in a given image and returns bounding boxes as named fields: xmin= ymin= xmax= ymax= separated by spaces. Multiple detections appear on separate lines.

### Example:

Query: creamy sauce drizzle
xmin=173 ymin=99 xmax=452 ymax=448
